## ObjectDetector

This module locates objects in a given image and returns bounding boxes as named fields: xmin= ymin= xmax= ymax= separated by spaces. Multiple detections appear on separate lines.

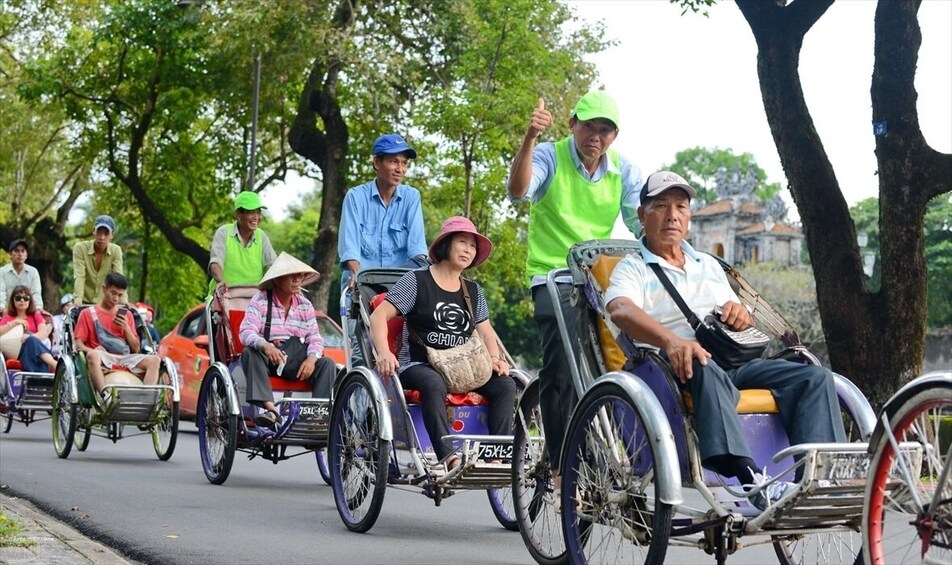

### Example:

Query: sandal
xmin=254 ymin=410 xmax=282 ymax=430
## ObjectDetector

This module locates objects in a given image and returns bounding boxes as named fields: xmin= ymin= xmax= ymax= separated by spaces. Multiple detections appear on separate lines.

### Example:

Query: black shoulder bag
xmin=647 ymin=263 xmax=769 ymax=369
xmin=263 ymin=290 xmax=308 ymax=377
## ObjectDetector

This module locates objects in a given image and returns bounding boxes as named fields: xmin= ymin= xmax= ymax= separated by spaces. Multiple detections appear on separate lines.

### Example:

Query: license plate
xmin=819 ymin=452 xmax=870 ymax=481
xmin=297 ymin=403 xmax=330 ymax=422
xmin=477 ymin=442 xmax=513 ymax=461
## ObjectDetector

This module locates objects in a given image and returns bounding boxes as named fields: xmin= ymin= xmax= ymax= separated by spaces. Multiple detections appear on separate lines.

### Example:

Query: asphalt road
xmin=0 ymin=420 xmax=532 ymax=565
xmin=1 ymin=419 xmax=802 ymax=564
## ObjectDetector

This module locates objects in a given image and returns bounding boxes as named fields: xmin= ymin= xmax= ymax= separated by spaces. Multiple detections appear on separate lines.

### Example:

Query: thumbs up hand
xmin=528 ymin=97 xmax=552 ymax=140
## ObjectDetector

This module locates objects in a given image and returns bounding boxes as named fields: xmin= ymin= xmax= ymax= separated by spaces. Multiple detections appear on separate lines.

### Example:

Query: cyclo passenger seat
xmin=369 ymin=293 xmax=487 ymax=407
xmin=217 ymin=286 xmax=311 ymax=393
xmin=590 ymin=254 xmax=778 ymax=414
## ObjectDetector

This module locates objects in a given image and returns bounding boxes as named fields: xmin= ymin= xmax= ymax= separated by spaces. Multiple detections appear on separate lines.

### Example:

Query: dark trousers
xmin=19 ymin=335 xmax=53 ymax=373
xmin=532 ymin=283 xmax=579 ymax=468
xmin=401 ymin=363 xmax=517 ymax=461
xmin=686 ymin=358 xmax=847 ymax=465
xmin=242 ymin=348 xmax=336 ymax=404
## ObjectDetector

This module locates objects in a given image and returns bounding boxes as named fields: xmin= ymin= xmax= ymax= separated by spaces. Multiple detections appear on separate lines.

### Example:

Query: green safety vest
xmin=525 ymin=137 xmax=623 ymax=283
xmin=207 ymin=227 xmax=266 ymax=296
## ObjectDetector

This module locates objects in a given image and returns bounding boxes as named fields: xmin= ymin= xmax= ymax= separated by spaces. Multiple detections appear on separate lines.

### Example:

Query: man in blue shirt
xmin=338 ymin=134 xmax=427 ymax=363
xmin=338 ymin=134 xmax=427 ymax=290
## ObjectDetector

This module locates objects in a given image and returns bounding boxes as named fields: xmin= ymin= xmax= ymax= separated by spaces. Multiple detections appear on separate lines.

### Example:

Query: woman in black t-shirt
xmin=370 ymin=216 xmax=516 ymax=469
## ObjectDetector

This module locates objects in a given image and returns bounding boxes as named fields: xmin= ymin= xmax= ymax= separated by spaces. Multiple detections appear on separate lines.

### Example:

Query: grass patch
xmin=0 ymin=511 xmax=36 ymax=548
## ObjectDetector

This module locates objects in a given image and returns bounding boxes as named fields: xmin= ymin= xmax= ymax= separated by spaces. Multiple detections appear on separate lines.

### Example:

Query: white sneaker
xmin=747 ymin=471 xmax=796 ymax=511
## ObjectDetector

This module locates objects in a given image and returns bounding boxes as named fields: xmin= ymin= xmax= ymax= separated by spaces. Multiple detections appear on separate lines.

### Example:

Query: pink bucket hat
xmin=428 ymin=216 xmax=493 ymax=269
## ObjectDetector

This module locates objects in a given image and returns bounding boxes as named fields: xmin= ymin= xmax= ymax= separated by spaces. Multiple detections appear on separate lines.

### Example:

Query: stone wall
xmin=806 ymin=334 xmax=950 ymax=373
xmin=924 ymin=334 xmax=951 ymax=373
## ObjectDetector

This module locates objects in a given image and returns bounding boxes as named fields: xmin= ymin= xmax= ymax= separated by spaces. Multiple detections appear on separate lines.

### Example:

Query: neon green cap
xmin=572 ymin=91 xmax=620 ymax=127
xmin=234 ymin=191 xmax=266 ymax=211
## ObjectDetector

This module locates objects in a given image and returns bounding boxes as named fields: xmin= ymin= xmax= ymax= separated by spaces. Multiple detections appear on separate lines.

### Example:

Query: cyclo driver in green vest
xmin=506 ymin=91 xmax=643 ymax=501
xmin=208 ymin=191 xmax=277 ymax=296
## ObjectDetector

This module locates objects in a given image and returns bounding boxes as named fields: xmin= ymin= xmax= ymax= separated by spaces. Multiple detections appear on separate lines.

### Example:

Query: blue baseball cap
xmin=372 ymin=134 xmax=417 ymax=159
xmin=93 ymin=215 xmax=116 ymax=233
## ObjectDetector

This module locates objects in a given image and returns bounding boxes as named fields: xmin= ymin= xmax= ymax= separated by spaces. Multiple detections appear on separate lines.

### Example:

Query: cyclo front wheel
xmin=329 ymin=370 xmax=389 ymax=533
xmin=316 ymin=448 xmax=332 ymax=485
xmin=863 ymin=380 xmax=951 ymax=565
xmin=561 ymin=381 xmax=672 ymax=565
xmin=512 ymin=379 xmax=566 ymax=564
xmin=152 ymin=365 xmax=179 ymax=461
xmin=52 ymin=362 xmax=77 ymax=459
xmin=198 ymin=366 xmax=237 ymax=484
xmin=74 ymin=406 xmax=91 ymax=451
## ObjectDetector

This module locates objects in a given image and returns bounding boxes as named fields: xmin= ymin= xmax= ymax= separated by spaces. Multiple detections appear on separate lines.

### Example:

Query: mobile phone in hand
xmin=116 ymin=306 xmax=128 ymax=327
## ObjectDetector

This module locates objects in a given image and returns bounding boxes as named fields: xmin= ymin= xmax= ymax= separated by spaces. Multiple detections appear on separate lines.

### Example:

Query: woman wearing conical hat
xmin=238 ymin=252 xmax=337 ymax=429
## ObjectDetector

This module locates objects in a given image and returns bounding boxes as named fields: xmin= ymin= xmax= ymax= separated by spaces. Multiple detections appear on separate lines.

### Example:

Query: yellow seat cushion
xmin=589 ymin=254 xmax=778 ymax=414
xmin=591 ymin=255 xmax=628 ymax=372
xmin=683 ymin=388 xmax=778 ymax=414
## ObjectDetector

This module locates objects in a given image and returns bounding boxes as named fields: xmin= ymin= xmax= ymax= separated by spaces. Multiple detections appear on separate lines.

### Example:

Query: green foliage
xmin=739 ymin=262 xmax=824 ymax=346
xmin=409 ymin=0 xmax=606 ymax=365
xmin=662 ymin=146 xmax=777 ymax=206
xmin=0 ymin=512 xmax=35 ymax=549
xmin=849 ymin=197 xmax=882 ymax=289
xmin=268 ymin=187 xmax=322 ymax=262
xmin=924 ymin=195 xmax=952 ymax=328
xmin=6 ymin=0 xmax=611 ymax=365
xmin=468 ymin=218 xmax=539 ymax=367
xmin=671 ymin=0 xmax=718 ymax=17
xmin=849 ymin=195 xmax=952 ymax=329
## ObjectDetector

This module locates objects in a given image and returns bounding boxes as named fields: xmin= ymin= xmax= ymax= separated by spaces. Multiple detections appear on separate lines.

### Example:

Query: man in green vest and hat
xmin=506 ymin=91 xmax=643 ymax=503
xmin=208 ymin=191 xmax=277 ymax=296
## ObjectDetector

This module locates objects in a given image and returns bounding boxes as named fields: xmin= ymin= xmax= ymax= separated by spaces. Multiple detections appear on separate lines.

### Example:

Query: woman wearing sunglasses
xmin=0 ymin=285 xmax=57 ymax=372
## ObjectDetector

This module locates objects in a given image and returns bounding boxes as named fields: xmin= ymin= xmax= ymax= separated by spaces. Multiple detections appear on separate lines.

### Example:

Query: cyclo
xmin=862 ymin=369 xmax=951 ymax=565
xmin=52 ymin=305 xmax=180 ymax=460
xmin=196 ymin=285 xmax=337 ymax=485
xmin=327 ymin=268 xmax=530 ymax=532
xmin=512 ymin=239 xmax=879 ymax=565
xmin=0 ymin=311 xmax=56 ymax=433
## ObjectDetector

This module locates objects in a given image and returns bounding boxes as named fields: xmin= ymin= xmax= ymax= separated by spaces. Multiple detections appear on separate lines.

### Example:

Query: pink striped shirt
xmin=239 ymin=290 xmax=324 ymax=358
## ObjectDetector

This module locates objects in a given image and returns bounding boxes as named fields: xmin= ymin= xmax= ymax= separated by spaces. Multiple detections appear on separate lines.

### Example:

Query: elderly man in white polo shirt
xmin=604 ymin=171 xmax=846 ymax=511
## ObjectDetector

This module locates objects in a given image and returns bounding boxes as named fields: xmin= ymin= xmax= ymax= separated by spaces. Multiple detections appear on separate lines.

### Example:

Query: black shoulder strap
xmin=263 ymin=289 xmax=273 ymax=341
xmin=458 ymin=277 xmax=476 ymax=322
xmin=647 ymin=262 xmax=701 ymax=330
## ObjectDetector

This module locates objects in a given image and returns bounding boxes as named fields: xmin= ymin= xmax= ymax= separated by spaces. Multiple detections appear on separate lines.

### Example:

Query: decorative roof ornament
xmin=765 ymin=196 xmax=788 ymax=221
xmin=714 ymin=165 xmax=758 ymax=198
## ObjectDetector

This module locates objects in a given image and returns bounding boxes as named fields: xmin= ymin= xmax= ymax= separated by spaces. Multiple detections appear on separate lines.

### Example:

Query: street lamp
xmin=857 ymin=232 xmax=875 ymax=278
xmin=862 ymin=252 xmax=876 ymax=278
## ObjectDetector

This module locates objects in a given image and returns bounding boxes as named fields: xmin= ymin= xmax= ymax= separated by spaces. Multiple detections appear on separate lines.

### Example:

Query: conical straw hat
xmin=258 ymin=252 xmax=320 ymax=289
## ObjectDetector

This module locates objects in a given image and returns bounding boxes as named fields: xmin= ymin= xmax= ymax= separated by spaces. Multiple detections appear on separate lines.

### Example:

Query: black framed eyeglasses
xmin=13 ymin=295 xmax=31 ymax=302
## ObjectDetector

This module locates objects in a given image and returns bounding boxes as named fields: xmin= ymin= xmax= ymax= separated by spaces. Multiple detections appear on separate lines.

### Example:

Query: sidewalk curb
xmin=1 ymin=492 xmax=135 ymax=564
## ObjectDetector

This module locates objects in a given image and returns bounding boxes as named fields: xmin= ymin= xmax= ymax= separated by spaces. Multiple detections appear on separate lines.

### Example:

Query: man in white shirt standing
xmin=0 ymin=239 xmax=44 ymax=310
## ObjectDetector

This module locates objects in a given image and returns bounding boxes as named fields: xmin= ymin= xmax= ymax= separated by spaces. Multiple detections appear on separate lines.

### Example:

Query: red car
xmin=159 ymin=305 xmax=346 ymax=419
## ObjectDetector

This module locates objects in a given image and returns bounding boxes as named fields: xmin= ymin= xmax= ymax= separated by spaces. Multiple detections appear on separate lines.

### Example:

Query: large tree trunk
xmin=1 ymin=168 xmax=85 ymax=308
xmin=736 ymin=0 xmax=950 ymax=408
xmin=288 ymin=0 xmax=356 ymax=313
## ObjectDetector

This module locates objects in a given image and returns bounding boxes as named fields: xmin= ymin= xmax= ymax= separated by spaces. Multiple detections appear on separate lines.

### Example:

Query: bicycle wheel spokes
xmin=330 ymin=372 xmax=388 ymax=533
xmin=562 ymin=387 xmax=671 ymax=565
xmin=512 ymin=382 xmax=566 ymax=564
xmin=865 ymin=385 xmax=951 ymax=565
xmin=198 ymin=368 xmax=236 ymax=484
